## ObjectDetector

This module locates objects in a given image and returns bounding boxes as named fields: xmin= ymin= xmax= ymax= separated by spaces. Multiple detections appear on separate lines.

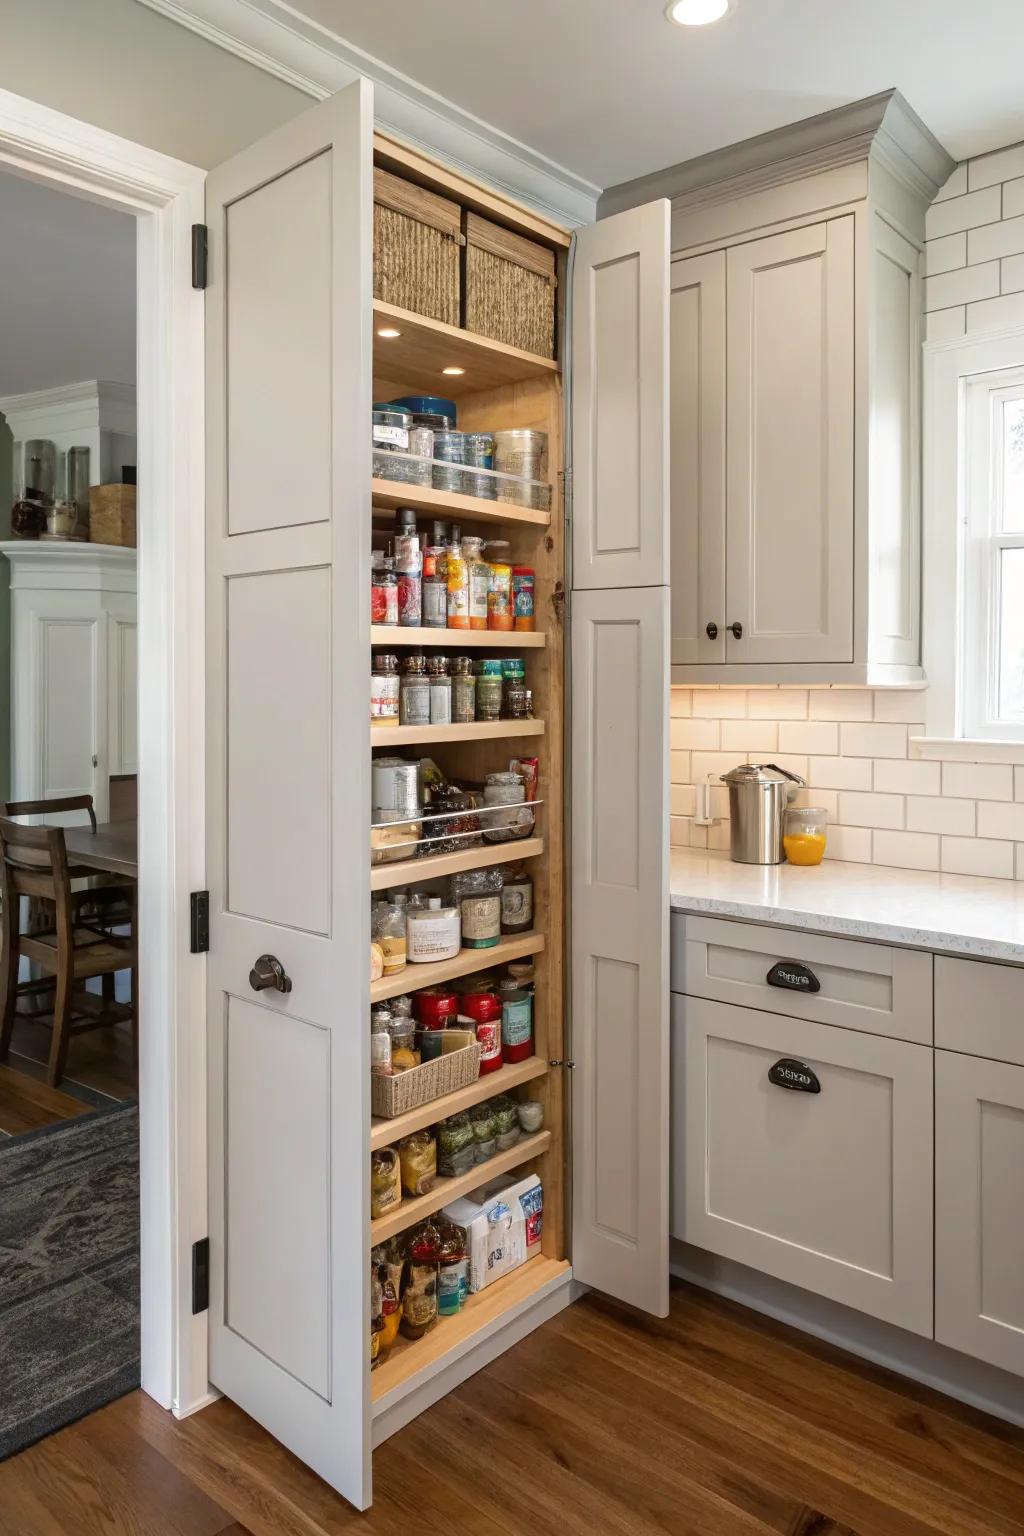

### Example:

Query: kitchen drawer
xmin=672 ymin=914 xmax=932 ymax=1044
xmin=672 ymin=995 xmax=933 ymax=1335
xmin=934 ymin=955 xmax=1024 ymax=1066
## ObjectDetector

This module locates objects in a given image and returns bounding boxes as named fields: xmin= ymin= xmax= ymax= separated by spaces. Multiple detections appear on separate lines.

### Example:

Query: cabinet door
xmin=205 ymin=80 xmax=373 ymax=1510
xmin=571 ymin=199 xmax=670 ymax=589
xmin=14 ymin=593 xmax=105 ymax=817
xmin=725 ymin=217 xmax=854 ymax=663
xmin=570 ymin=586 xmax=669 ymax=1316
xmin=107 ymin=607 xmax=137 ymax=777
xmin=936 ymin=1051 xmax=1024 ymax=1376
xmin=670 ymin=251 xmax=726 ymax=663
xmin=676 ymin=997 xmax=933 ymax=1334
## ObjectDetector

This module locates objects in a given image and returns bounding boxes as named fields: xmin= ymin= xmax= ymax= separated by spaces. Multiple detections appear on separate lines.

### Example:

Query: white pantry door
xmin=570 ymin=199 xmax=670 ymax=1317
xmin=205 ymin=80 xmax=373 ymax=1508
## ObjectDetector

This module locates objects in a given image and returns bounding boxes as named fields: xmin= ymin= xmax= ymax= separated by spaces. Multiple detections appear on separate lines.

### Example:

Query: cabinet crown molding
xmin=0 ymin=379 xmax=137 ymax=437
xmin=599 ymin=89 xmax=956 ymax=221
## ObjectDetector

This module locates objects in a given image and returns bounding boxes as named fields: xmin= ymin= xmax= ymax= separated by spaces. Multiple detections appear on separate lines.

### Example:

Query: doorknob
xmin=729 ymin=621 xmax=743 ymax=639
xmin=705 ymin=621 xmax=718 ymax=640
xmin=249 ymin=954 xmax=292 ymax=994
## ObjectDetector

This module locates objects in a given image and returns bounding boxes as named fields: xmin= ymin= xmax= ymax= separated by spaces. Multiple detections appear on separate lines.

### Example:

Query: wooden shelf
xmin=371 ymin=1131 xmax=550 ymax=1244
xmin=371 ymin=1056 xmax=549 ymax=1150
xmin=374 ymin=301 xmax=559 ymax=393
xmin=370 ymin=931 xmax=544 ymax=1003
xmin=371 ymin=1254 xmax=572 ymax=1409
xmin=371 ymin=477 xmax=550 ymax=530
xmin=370 ymin=836 xmax=544 ymax=892
xmin=370 ymin=626 xmax=546 ymax=650
xmin=371 ymin=719 xmax=544 ymax=748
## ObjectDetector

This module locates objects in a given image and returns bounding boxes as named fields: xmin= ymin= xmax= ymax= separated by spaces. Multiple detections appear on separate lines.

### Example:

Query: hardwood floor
xmin=0 ymin=1013 xmax=137 ymax=1136
xmin=0 ymin=1063 xmax=91 ymax=1135
xmin=1 ymin=1282 xmax=1022 ymax=1535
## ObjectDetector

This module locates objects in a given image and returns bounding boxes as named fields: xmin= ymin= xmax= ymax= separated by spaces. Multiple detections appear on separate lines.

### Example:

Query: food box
xmin=442 ymin=1172 xmax=543 ymax=1292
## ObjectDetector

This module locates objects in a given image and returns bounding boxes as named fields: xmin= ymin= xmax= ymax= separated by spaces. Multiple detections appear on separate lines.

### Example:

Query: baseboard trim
xmin=172 ymin=1387 xmax=221 ymax=1420
xmin=671 ymin=1241 xmax=1024 ymax=1428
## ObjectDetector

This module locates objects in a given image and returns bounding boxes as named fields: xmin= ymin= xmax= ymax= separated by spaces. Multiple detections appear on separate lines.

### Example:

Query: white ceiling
xmin=0 ymin=169 xmax=135 ymax=398
xmin=290 ymin=0 xmax=1024 ymax=188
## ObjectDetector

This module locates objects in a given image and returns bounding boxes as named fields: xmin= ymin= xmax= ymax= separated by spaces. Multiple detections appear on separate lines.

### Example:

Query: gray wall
xmin=0 ymin=0 xmax=310 ymax=168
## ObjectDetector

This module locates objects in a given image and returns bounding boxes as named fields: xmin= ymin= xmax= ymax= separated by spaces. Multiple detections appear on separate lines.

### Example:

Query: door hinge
xmin=549 ymin=1058 xmax=575 ymax=1069
xmin=192 ymin=1237 xmax=210 ymax=1315
xmin=190 ymin=890 xmax=210 ymax=954
xmin=191 ymin=223 xmax=208 ymax=290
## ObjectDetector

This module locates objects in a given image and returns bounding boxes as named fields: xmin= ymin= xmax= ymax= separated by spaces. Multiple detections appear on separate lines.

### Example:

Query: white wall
xmin=0 ymin=0 xmax=309 ymax=169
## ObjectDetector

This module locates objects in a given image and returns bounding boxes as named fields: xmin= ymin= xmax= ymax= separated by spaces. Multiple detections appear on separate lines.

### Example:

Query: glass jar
xmin=783 ymin=806 xmax=828 ymax=866
xmin=370 ymin=652 xmax=399 ymax=726
xmin=504 ymin=678 xmax=531 ymax=719
xmin=371 ymin=902 xmax=407 ymax=976
xmin=399 ymin=655 xmax=430 ymax=726
xmin=460 ymin=991 xmax=502 ymax=1074
xmin=427 ymin=656 xmax=452 ymax=725
xmin=371 ymin=559 xmax=398 ymax=626
xmin=500 ymin=865 xmax=534 ymax=933
xmin=446 ymin=534 xmax=469 ymax=629
xmin=475 ymin=659 xmax=504 ymax=721
xmin=501 ymin=989 xmax=533 ymax=1064
xmin=451 ymin=656 xmax=476 ymax=722
xmin=486 ymin=542 xmax=513 ymax=631
xmin=482 ymin=772 xmax=533 ymax=843
xmin=512 ymin=566 xmax=535 ymax=631
xmin=453 ymin=868 xmax=503 ymax=949
xmin=463 ymin=535 xmax=490 ymax=630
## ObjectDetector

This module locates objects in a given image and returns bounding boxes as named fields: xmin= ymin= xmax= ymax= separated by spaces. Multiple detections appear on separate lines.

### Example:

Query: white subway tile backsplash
xmin=708 ymin=821 xmax=731 ymax=851
xmin=1015 ymin=765 xmax=1024 ymax=801
xmin=794 ymin=787 xmax=839 ymax=820
xmin=926 ymin=185 xmax=1001 ymax=240
xmin=1002 ymin=253 xmax=1024 ymax=294
xmin=670 ymin=750 xmax=691 ymax=784
xmin=906 ymin=796 xmax=976 ymax=836
xmin=934 ymin=163 xmax=968 ymax=202
xmin=968 ymin=141 xmax=1024 ymax=189
xmin=840 ymin=722 xmax=908 ymax=758
xmin=808 ymin=688 xmax=873 ymax=721
xmin=670 ymin=785 xmax=696 ymax=818
xmin=747 ymin=688 xmax=808 ymax=719
xmin=977 ymin=800 xmax=1024 ymax=841
xmin=924 ymin=260 xmax=998 ymax=311
xmin=871 ymin=690 xmax=927 ymax=724
xmin=824 ymin=825 xmax=873 ymax=864
xmin=672 ymin=717 xmax=720 ymax=751
xmin=967 ymin=215 xmax=1024 ymax=264
xmin=669 ymin=689 xmax=692 ymax=718
xmin=926 ymin=307 xmax=967 ymax=342
xmin=1004 ymin=176 xmax=1024 ymax=220
xmin=873 ymin=830 xmax=940 ymax=872
xmin=967 ymin=291 xmax=1024 ymax=332
xmin=873 ymin=759 xmax=941 ymax=795
xmin=690 ymin=751 xmax=747 ymax=784
xmin=778 ymin=720 xmax=839 ymax=755
xmin=942 ymin=761 xmax=1013 ymax=800
xmin=806 ymin=755 xmax=873 ymax=791
xmin=941 ymin=836 xmax=1015 ymax=879
xmin=670 ymin=816 xmax=689 ymax=848
xmin=838 ymin=791 xmax=905 ymax=829
xmin=925 ymin=231 xmax=967 ymax=276
xmin=720 ymin=719 xmax=778 ymax=753
xmin=691 ymin=688 xmax=747 ymax=718
xmin=770 ymin=754 xmax=810 ymax=783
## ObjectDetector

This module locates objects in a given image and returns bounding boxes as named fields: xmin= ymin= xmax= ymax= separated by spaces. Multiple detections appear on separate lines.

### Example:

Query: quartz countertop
xmin=669 ymin=848 xmax=1024 ymax=963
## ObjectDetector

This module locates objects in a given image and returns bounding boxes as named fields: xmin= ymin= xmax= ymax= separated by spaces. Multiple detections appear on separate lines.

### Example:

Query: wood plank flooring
xmin=0 ymin=1063 xmax=91 ymax=1135
xmin=2 ymin=1282 xmax=1022 ymax=1535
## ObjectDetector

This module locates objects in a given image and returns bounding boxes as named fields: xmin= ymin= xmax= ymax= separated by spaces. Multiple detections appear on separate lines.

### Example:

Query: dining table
xmin=63 ymin=820 xmax=138 ymax=881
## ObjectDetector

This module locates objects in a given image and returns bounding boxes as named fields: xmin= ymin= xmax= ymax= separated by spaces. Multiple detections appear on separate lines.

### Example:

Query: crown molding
xmin=0 ymin=379 xmax=137 ymax=435
xmin=135 ymin=0 xmax=599 ymax=227
xmin=599 ymin=89 xmax=956 ymax=220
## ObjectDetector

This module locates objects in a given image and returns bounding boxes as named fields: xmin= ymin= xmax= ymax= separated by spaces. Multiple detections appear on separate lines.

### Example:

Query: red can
xmin=460 ymin=991 xmax=502 ymax=1074
xmin=413 ymin=989 xmax=458 ymax=1030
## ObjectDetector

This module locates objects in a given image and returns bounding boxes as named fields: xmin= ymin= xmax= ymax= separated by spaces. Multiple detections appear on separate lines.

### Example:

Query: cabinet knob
xmin=705 ymin=622 xmax=718 ymax=640
xmin=729 ymin=621 xmax=743 ymax=639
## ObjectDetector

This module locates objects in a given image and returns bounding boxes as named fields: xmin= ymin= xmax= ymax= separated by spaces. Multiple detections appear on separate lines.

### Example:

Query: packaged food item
xmin=373 ymin=407 xmax=413 ymax=453
xmin=453 ymin=868 xmax=503 ymax=949
xmin=394 ymin=510 xmax=422 ymax=627
xmin=370 ymin=1011 xmax=392 ymax=1076
xmin=460 ymin=992 xmax=502 ymax=1074
xmin=413 ymin=988 xmax=459 ymax=1030
xmin=373 ymin=1239 xmax=403 ymax=1355
xmin=370 ymin=942 xmax=385 ymax=983
xmin=471 ymin=1102 xmax=497 ymax=1162
xmin=507 ymin=960 xmax=536 ymax=993
xmin=445 ymin=532 xmax=469 ymax=629
xmin=421 ymin=539 xmax=448 ymax=629
xmin=427 ymin=655 xmax=452 ymax=725
xmin=481 ymin=772 xmax=534 ymax=842
xmin=370 ymin=652 xmax=400 ymax=725
xmin=371 ymin=556 xmax=398 ymax=626
xmin=486 ymin=541 xmax=514 ymax=631
xmin=442 ymin=1174 xmax=542 ymax=1293
xmin=399 ymin=1129 xmax=437 ymax=1197
xmin=402 ymin=1221 xmax=441 ymax=1339
xmin=463 ymin=535 xmax=490 ymax=630
xmin=406 ymin=897 xmax=461 ymax=962
xmin=504 ymin=677 xmax=531 ymax=719
xmin=422 ymin=784 xmax=482 ymax=855
xmin=437 ymin=1221 xmax=469 ymax=1315
xmin=510 ymin=757 xmax=539 ymax=805
xmin=501 ymin=865 xmax=534 ymax=934
xmin=451 ymin=655 xmax=476 ymax=722
xmin=518 ymin=1099 xmax=544 ymax=1134
xmin=399 ymin=655 xmax=430 ymax=726
xmin=387 ymin=1015 xmax=420 ymax=1072
xmin=501 ymin=989 xmax=533 ymax=1064
xmin=475 ymin=658 xmax=504 ymax=721
xmin=512 ymin=566 xmax=535 ymax=631
xmin=371 ymin=902 xmax=406 ymax=976
xmin=437 ymin=1112 xmax=476 ymax=1178
xmin=371 ymin=1148 xmax=401 ymax=1218
xmin=370 ymin=1259 xmax=383 ymax=1368
xmin=493 ymin=1095 xmax=521 ymax=1150
xmin=493 ymin=429 xmax=547 ymax=480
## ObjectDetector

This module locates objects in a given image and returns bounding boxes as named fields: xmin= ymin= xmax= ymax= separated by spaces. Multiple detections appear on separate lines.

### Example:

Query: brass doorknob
xmin=249 ymin=954 xmax=292 ymax=994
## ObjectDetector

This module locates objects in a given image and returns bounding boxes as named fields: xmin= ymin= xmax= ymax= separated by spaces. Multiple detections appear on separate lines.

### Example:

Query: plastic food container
xmin=783 ymin=805 xmax=828 ymax=866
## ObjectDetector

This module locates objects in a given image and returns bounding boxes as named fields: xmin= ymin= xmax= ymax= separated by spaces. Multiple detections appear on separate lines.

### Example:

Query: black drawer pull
xmin=766 ymin=959 xmax=820 ymax=993
xmin=769 ymin=1058 xmax=821 ymax=1094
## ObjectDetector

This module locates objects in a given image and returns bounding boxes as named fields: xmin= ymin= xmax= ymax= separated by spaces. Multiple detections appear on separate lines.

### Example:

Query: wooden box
xmin=463 ymin=212 xmax=556 ymax=359
xmin=373 ymin=167 xmax=462 ymax=326
xmin=89 ymin=483 xmax=136 ymax=547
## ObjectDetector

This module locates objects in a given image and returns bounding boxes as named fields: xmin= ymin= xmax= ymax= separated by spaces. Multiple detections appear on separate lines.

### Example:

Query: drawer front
xmin=672 ymin=914 xmax=933 ymax=1044
xmin=672 ymin=995 xmax=933 ymax=1335
xmin=934 ymin=955 xmax=1024 ymax=1066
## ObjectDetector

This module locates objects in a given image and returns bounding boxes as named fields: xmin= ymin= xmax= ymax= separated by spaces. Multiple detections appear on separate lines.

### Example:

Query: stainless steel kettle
xmin=721 ymin=762 xmax=806 ymax=864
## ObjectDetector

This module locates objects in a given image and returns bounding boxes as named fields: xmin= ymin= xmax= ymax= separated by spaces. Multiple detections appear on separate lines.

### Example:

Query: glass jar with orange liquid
xmin=783 ymin=806 xmax=828 ymax=866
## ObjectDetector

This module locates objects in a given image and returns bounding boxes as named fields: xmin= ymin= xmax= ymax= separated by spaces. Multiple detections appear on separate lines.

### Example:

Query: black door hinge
xmin=191 ymin=224 xmax=208 ymax=290
xmin=190 ymin=890 xmax=210 ymax=954
xmin=192 ymin=1237 xmax=210 ymax=1315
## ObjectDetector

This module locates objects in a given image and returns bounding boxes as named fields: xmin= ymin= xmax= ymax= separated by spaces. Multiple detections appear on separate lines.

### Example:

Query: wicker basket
xmin=371 ymin=1036 xmax=481 ymax=1120
xmin=373 ymin=167 xmax=462 ymax=326
xmin=463 ymin=212 xmax=556 ymax=359
xmin=89 ymin=484 xmax=136 ymax=547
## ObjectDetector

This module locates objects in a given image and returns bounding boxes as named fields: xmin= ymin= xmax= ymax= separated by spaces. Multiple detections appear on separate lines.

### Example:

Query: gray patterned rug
xmin=0 ymin=1101 xmax=140 ymax=1460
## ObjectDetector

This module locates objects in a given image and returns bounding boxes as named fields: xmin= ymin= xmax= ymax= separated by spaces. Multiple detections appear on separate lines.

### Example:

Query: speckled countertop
xmin=670 ymin=848 xmax=1024 ymax=963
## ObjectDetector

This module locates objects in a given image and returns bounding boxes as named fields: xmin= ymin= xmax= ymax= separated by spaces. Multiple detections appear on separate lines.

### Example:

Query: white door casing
xmin=725 ymin=217 xmax=855 ymax=663
xmin=205 ymin=80 xmax=373 ymax=1509
xmin=571 ymin=199 xmax=670 ymax=590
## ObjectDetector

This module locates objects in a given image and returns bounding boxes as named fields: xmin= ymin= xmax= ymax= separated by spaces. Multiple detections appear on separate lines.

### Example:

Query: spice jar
xmin=371 ymin=558 xmax=398 ymax=626
xmin=370 ymin=652 xmax=399 ymax=726
xmin=501 ymin=989 xmax=533 ymax=1064
xmin=453 ymin=868 xmax=503 ymax=949
xmin=427 ymin=656 xmax=452 ymax=725
xmin=451 ymin=656 xmax=476 ymax=723
xmin=394 ymin=511 xmax=422 ymax=627
xmin=387 ymin=1015 xmax=420 ymax=1072
xmin=406 ymin=896 xmax=461 ymax=962
xmin=512 ymin=566 xmax=535 ymax=631
xmin=421 ymin=539 xmax=447 ymax=629
xmin=370 ymin=1011 xmax=392 ymax=1077
xmin=399 ymin=655 xmax=430 ymax=726
xmin=446 ymin=532 xmax=469 ymax=629
xmin=460 ymin=991 xmax=502 ymax=1074
xmin=486 ymin=542 xmax=514 ymax=631
xmin=500 ymin=865 xmax=534 ymax=933
xmin=462 ymin=535 xmax=490 ymax=630
xmin=475 ymin=659 xmax=504 ymax=721
xmin=518 ymin=1099 xmax=544 ymax=1134
xmin=504 ymin=677 xmax=531 ymax=719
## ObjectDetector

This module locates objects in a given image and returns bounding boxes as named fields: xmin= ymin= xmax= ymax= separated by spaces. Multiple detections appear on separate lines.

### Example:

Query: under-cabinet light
xmin=442 ymin=366 xmax=466 ymax=376
xmin=377 ymin=326 xmax=402 ymax=338
xmin=666 ymin=0 xmax=729 ymax=23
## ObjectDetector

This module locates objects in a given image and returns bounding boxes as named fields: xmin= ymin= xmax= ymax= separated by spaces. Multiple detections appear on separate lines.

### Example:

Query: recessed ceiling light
xmin=377 ymin=326 xmax=401 ymax=339
xmin=442 ymin=366 xmax=466 ymax=376
xmin=666 ymin=0 xmax=729 ymax=24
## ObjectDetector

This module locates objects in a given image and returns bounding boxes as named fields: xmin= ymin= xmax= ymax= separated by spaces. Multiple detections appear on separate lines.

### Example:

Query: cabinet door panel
xmin=670 ymin=251 xmax=726 ymax=662
xmin=571 ymin=200 xmax=669 ymax=589
xmin=726 ymin=217 xmax=854 ymax=663
xmin=571 ymin=586 xmax=669 ymax=1315
xmin=676 ymin=997 xmax=933 ymax=1334
xmin=935 ymin=1051 xmax=1024 ymax=1376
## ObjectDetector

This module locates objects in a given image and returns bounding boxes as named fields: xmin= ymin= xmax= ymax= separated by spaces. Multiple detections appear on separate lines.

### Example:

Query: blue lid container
xmin=390 ymin=395 xmax=457 ymax=425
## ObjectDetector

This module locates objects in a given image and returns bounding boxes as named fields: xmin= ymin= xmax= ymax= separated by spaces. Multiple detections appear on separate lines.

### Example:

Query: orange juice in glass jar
xmin=783 ymin=806 xmax=827 ymax=866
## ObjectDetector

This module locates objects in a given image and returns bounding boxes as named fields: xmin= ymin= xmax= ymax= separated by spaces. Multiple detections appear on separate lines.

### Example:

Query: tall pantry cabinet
xmin=201 ymin=79 xmax=670 ymax=1510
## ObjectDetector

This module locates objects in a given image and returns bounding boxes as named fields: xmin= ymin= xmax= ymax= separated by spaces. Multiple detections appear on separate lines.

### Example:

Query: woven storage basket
xmin=463 ymin=212 xmax=556 ymax=359
xmin=89 ymin=484 xmax=136 ymax=547
xmin=371 ymin=1038 xmax=482 ymax=1119
xmin=373 ymin=167 xmax=462 ymax=326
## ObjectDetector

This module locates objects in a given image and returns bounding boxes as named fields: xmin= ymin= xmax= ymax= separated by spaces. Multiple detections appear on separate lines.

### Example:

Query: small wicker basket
xmin=373 ymin=167 xmax=462 ymax=326
xmin=371 ymin=1037 xmax=481 ymax=1120
xmin=463 ymin=212 xmax=556 ymax=359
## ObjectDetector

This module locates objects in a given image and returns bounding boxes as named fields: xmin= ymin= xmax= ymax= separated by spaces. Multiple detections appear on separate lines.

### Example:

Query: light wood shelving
xmin=371 ymin=718 xmax=544 ymax=748
xmin=374 ymin=301 xmax=559 ymax=393
xmin=371 ymin=478 xmax=550 ymax=530
xmin=371 ymin=1130 xmax=550 ymax=1244
xmin=370 ymin=835 xmax=543 ymax=892
xmin=371 ymin=1253 xmax=571 ymax=1409
xmin=370 ymin=625 xmax=546 ymax=649
xmin=371 ymin=1055 xmax=548 ymax=1151
xmin=371 ymin=932 xmax=544 ymax=1004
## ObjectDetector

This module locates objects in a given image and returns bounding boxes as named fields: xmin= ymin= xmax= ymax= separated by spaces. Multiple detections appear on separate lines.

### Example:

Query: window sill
xmin=909 ymin=736 xmax=1024 ymax=764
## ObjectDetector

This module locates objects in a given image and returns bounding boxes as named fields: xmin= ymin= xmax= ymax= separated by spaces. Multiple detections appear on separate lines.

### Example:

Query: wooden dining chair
xmin=0 ymin=816 xmax=137 ymax=1086
xmin=2 ymin=794 xmax=134 ymax=927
